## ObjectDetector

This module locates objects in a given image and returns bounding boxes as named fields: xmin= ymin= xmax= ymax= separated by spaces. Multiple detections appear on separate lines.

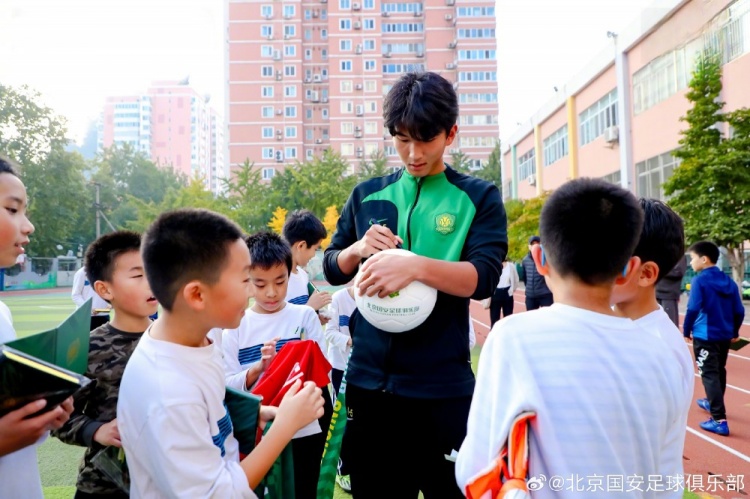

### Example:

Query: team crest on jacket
xmin=435 ymin=213 xmax=456 ymax=235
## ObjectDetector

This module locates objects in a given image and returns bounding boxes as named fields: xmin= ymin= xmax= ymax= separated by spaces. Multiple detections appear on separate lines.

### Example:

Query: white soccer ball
xmin=353 ymin=249 xmax=438 ymax=333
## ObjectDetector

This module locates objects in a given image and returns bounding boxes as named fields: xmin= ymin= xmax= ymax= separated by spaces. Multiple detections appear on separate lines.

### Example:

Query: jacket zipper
xmin=406 ymin=177 xmax=424 ymax=251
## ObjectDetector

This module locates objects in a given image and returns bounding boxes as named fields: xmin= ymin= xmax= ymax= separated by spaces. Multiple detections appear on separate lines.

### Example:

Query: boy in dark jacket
xmin=683 ymin=241 xmax=745 ymax=436
xmin=521 ymin=235 xmax=553 ymax=310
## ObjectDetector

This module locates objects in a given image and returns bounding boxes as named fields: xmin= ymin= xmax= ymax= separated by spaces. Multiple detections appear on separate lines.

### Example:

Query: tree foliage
xmin=505 ymin=194 xmax=548 ymax=262
xmin=664 ymin=52 xmax=750 ymax=286
xmin=320 ymin=205 xmax=339 ymax=249
xmin=474 ymin=141 xmax=503 ymax=192
xmin=268 ymin=207 xmax=288 ymax=234
xmin=449 ymin=149 xmax=472 ymax=173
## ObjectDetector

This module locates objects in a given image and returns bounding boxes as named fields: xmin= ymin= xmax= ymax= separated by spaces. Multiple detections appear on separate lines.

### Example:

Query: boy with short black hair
xmin=117 ymin=209 xmax=324 ymax=497
xmin=282 ymin=209 xmax=331 ymax=313
xmin=456 ymin=178 xmax=686 ymax=498
xmin=223 ymin=230 xmax=332 ymax=499
xmin=684 ymin=240 xmax=745 ymax=436
xmin=611 ymin=198 xmax=693 ymax=467
xmin=0 ymin=155 xmax=74 ymax=498
xmin=54 ymin=230 xmax=157 ymax=499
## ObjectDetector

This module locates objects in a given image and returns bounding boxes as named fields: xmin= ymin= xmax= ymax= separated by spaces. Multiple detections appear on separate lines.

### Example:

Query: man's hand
xmin=684 ymin=334 xmax=692 ymax=344
xmin=275 ymin=380 xmax=325 ymax=433
xmin=357 ymin=251 xmax=420 ymax=298
xmin=731 ymin=337 xmax=741 ymax=343
xmin=355 ymin=224 xmax=403 ymax=259
xmin=259 ymin=338 xmax=278 ymax=372
xmin=307 ymin=290 xmax=332 ymax=311
xmin=258 ymin=405 xmax=278 ymax=430
xmin=0 ymin=398 xmax=73 ymax=457
xmin=93 ymin=418 xmax=122 ymax=448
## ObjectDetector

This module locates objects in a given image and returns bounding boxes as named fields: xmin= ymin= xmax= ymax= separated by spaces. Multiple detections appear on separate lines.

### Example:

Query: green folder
xmin=225 ymin=387 xmax=262 ymax=456
xmin=729 ymin=337 xmax=750 ymax=351
xmin=5 ymin=298 xmax=92 ymax=374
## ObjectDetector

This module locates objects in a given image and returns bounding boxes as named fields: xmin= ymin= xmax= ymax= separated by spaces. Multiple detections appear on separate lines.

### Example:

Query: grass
xmin=1 ymin=291 xmax=699 ymax=498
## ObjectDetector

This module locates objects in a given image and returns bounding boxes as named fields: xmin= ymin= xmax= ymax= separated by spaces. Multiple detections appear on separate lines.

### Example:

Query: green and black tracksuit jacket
xmin=323 ymin=166 xmax=507 ymax=399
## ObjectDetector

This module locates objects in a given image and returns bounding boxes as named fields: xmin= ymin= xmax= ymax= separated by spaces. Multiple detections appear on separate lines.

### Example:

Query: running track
xmin=470 ymin=291 xmax=750 ymax=499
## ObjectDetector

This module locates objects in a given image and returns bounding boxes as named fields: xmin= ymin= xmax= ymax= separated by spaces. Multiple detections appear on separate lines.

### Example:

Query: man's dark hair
xmin=688 ymin=240 xmax=720 ymax=264
xmin=633 ymin=199 xmax=685 ymax=283
xmin=0 ymin=156 xmax=20 ymax=176
xmin=142 ymin=208 xmax=244 ymax=311
xmin=540 ymin=178 xmax=644 ymax=285
xmin=383 ymin=71 xmax=458 ymax=141
xmin=85 ymin=231 xmax=142 ymax=289
xmin=246 ymin=231 xmax=293 ymax=274
xmin=282 ymin=209 xmax=326 ymax=247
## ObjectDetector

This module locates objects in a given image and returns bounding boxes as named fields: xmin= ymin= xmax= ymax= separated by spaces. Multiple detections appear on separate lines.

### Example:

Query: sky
xmin=1 ymin=0 xmax=654 ymax=144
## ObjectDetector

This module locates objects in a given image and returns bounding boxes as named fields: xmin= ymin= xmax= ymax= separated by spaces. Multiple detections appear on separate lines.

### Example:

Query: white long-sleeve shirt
xmin=118 ymin=328 xmax=255 ymax=499
xmin=0 ymin=302 xmax=45 ymax=499
xmin=324 ymin=288 xmax=356 ymax=371
xmin=456 ymin=304 xmax=686 ymax=498
xmin=71 ymin=267 xmax=110 ymax=315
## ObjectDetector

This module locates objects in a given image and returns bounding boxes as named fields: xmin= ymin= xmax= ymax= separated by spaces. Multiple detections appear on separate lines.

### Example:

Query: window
xmin=285 ymin=126 xmax=297 ymax=138
xmin=381 ymin=2 xmax=422 ymax=14
xmin=341 ymin=143 xmax=354 ymax=155
xmin=340 ymin=39 xmax=352 ymax=51
xmin=601 ymin=170 xmax=622 ymax=186
xmin=364 ymin=0 xmax=374 ymax=8
xmin=365 ymin=122 xmax=378 ymax=134
xmin=457 ymin=6 xmax=495 ymax=16
xmin=340 ymin=101 xmax=353 ymax=113
xmin=262 ymin=86 xmax=274 ymax=98
xmin=284 ymin=65 xmax=296 ymax=76
xmin=459 ymin=94 xmax=498 ymax=104
xmin=517 ymin=148 xmax=536 ymax=180
xmin=385 ymin=145 xmax=397 ymax=156
xmin=382 ymin=63 xmax=425 ymax=73
xmin=339 ymin=0 xmax=351 ymax=8
xmin=262 ymin=127 xmax=274 ymax=138
xmin=262 ymin=147 xmax=274 ymax=159
xmin=285 ymin=147 xmax=297 ymax=159
xmin=458 ymin=50 xmax=496 ymax=60
xmin=262 ymin=106 xmax=274 ymax=118
xmin=321 ymin=29 xmax=328 ymax=39
xmin=304 ymin=29 xmax=312 ymax=40
xmin=364 ymin=39 xmax=375 ymax=51
xmin=382 ymin=23 xmax=423 ymax=33
xmin=285 ymin=86 xmax=297 ymax=97
xmin=306 ymin=129 xmax=314 ymax=140
xmin=364 ymin=19 xmax=375 ymax=30
xmin=340 ymin=80 xmax=353 ymax=92
xmin=366 ymin=101 xmax=377 ymax=113
xmin=340 ymin=19 xmax=351 ymax=30
xmin=306 ymin=149 xmax=314 ymax=160
xmin=261 ymin=5 xmax=273 ymax=17
xmin=321 ymin=49 xmax=328 ymax=60
xmin=284 ymin=45 xmax=296 ymax=56
xmin=285 ymin=106 xmax=297 ymax=117
xmin=341 ymin=60 xmax=352 ymax=71
xmin=579 ymin=89 xmax=618 ymax=146
xmin=263 ymin=167 xmax=275 ymax=179
xmin=261 ymin=45 xmax=273 ymax=57
xmin=341 ymin=122 xmax=354 ymax=134
xmin=364 ymin=60 xmax=376 ymax=71
xmin=543 ymin=125 xmax=568 ymax=166
xmin=284 ymin=25 xmax=295 ymax=37
xmin=306 ymin=109 xmax=313 ymax=119
xmin=365 ymin=80 xmax=377 ymax=92
xmin=457 ymin=28 xmax=496 ymax=38
xmin=322 ymin=109 xmax=329 ymax=119
xmin=636 ymin=151 xmax=680 ymax=200
xmin=261 ymin=25 xmax=273 ymax=37
xmin=366 ymin=143 xmax=378 ymax=155
xmin=304 ymin=9 xmax=311 ymax=20
xmin=261 ymin=66 xmax=273 ymax=77
xmin=283 ymin=5 xmax=295 ymax=17
xmin=305 ymin=49 xmax=312 ymax=60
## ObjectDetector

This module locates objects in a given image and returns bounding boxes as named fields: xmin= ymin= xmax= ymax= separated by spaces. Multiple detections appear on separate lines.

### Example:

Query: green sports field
xmin=2 ymin=291 xmax=703 ymax=499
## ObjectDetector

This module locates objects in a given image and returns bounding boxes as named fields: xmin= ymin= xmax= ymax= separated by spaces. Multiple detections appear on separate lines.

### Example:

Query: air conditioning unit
xmin=354 ymin=126 xmax=361 ymax=131
xmin=354 ymin=132 xmax=362 ymax=138
xmin=320 ymin=0 xmax=327 ymax=3
xmin=355 ymin=83 xmax=363 ymax=90
xmin=355 ymin=105 xmax=364 ymax=116
xmin=284 ymin=14 xmax=293 ymax=19
xmin=416 ymin=52 xmax=424 ymax=58
xmin=312 ymin=10 xmax=319 ymax=18
xmin=356 ymin=44 xmax=362 ymax=54
xmin=381 ymin=11 xmax=390 ymax=17
xmin=414 ymin=11 xmax=422 ymax=17
xmin=315 ymin=138 xmax=323 ymax=144
xmin=444 ymin=14 xmax=453 ymax=21
xmin=448 ymin=40 xmax=457 ymax=49
xmin=275 ymin=71 xmax=282 ymax=81
xmin=313 ymin=75 xmax=322 ymax=83
xmin=352 ymin=2 xmax=361 ymax=10
xmin=446 ymin=62 xmax=456 ymax=70
xmin=275 ymin=109 xmax=283 ymax=115
xmin=264 ymin=14 xmax=273 ymax=19
xmin=384 ymin=51 xmax=392 ymax=58
xmin=353 ymin=21 xmax=361 ymax=30
xmin=527 ymin=174 xmax=536 ymax=186
xmin=321 ymin=97 xmax=329 ymax=103
xmin=446 ymin=0 xmax=455 ymax=4
xmin=273 ymin=50 xmax=281 ymax=60
xmin=276 ymin=134 xmax=283 ymax=141
xmin=604 ymin=126 xmax=620 ymax=143
xmin=304 ymin=77 xmax=311 ymax=83
xmin=356 ymin=151 xmax=364 ymax=158
xmin=267 ymin=34 xmax=274 ymax=40
xmin=276 ymin=155 xmax=284 ymax=163
xmin=284 ymin=34 xmax=291 ymax=40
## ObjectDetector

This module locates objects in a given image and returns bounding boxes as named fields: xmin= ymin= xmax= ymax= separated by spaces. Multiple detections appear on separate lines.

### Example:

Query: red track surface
xmin=470 ymin=291 xmax=750 ymax=499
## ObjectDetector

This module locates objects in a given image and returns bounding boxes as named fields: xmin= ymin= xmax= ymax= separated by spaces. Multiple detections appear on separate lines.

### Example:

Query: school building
xmin=225 ymin=0 xmax=499 ymax=179
xmin=501 ymin=0 xmax=750 ymax=202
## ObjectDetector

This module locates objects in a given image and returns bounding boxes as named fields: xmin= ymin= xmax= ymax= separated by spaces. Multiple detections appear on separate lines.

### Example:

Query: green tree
xmin=505 ymin=194 xmax=548 ymax=263
xmin=664 ymin=52 xmax=750 ymax=286
xmin=475 ymin=141 xmax=503 ymax=192
xmin=268 ymin=206 xmax=288 ymax=234
xmin=358 ymin=150 xmax=391 ymax=181
xmin=449 ymin=149 xmax=472 ymax=173
xmin=223 ymin=160 xmax=274 ymax=233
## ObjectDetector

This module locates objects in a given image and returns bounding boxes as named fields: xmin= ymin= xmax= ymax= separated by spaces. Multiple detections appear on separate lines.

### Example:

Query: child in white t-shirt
xmin=456 ymin=178 xmax=686 ymax=498
xmin=223 ymin=231 xmax=332 ymax=499
xmin=0 ymin=156 xmax=74 ymax=499
xmin=117 ymin=209 xmax=324 ymax=498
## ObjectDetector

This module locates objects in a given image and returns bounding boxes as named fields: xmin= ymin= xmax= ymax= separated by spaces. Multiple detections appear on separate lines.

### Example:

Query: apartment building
xmin=226 ymin=0 xmax=499 ymax=180
xmin=97 ymin=80 xmax=227 ymax=194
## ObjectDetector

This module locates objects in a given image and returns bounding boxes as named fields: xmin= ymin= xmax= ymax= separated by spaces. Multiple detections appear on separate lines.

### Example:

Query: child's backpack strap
xmin=465 ymin=411 xmax=536 ymax=499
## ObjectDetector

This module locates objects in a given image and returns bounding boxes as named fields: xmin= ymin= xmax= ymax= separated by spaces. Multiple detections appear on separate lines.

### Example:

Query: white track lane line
xmin=685 ymin=427 xmax=750 ymax=463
